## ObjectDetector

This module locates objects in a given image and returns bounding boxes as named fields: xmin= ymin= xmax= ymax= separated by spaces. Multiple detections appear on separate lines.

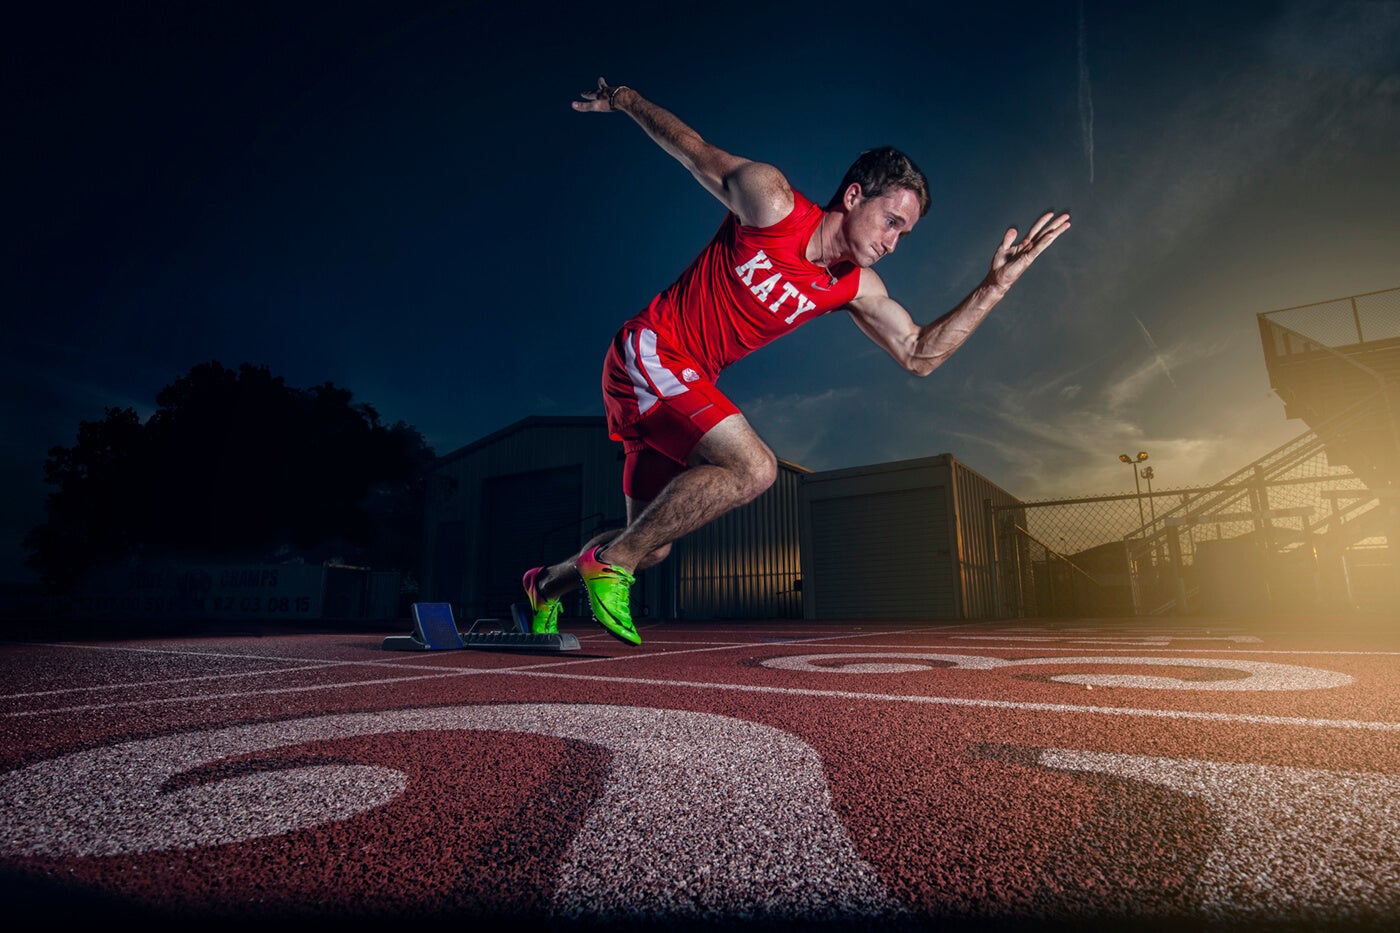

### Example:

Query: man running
xmin=522 ymin=77 xmax=1071 ymax=645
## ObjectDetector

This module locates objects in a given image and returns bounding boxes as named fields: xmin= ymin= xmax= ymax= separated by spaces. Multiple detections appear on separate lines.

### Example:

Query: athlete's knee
xmin=736 ymin=446 xmax=777 ymax=503
xmin=695 ymin=418 xmax=777 ymax=504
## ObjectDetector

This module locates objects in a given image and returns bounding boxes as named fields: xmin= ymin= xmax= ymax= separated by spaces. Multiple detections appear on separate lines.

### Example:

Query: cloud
xmin=1133 ymin=315 xmax=1177 ymax=388
xmin=4 ymin=357 xmax=155 ymax=441
xmin=1103 ymin=357 xmax=1170 ymax=414
xmin=738 ymin=387 xmax=869 ymax=467
xmin=608 ymin=1 xmax=1396 ymax=504
xmin=1077 ymin=0 xmax=1095 ymax=184
xmin=1052 ymin=1 xmax=1399 ymax=314
xmin=936 ymin=335 xmax=1300 ymax=499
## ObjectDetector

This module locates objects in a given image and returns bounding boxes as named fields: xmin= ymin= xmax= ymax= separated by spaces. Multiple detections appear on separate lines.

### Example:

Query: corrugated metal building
xmin=665 ymin=458 xmax=808 ymax=619
xmin=422 ymin=420 xmax=1020 ymax=622
xmin=799 ymin=454 xmax=1020 ymax=620
xmin=421 ymin=417 xmax=625 ymax=620
xmin=420 ymin=416 xmax=809 ymax=621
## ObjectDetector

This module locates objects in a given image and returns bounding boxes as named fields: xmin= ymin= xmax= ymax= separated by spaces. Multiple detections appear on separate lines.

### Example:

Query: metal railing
xmin=987 ymin=287 xmax=1400 ymax=618
xmin=1257 ymin=286 xmax=1400 ymax=348
xmin=994 ymin=523 xmax=1133 ymax=618
xmin=988 ymin=388 xmax=1395 ymax=618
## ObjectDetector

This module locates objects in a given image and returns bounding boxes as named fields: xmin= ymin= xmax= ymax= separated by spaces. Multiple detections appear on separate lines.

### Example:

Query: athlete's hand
xmin=572 ymin=76 xmax=629 ymax=113
xmin=987 ymin=211 xmax=1071 ymax=290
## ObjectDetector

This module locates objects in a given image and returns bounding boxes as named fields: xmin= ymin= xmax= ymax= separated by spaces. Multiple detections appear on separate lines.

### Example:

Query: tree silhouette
xmin=25 ymin=362 xmax=435 ymax=591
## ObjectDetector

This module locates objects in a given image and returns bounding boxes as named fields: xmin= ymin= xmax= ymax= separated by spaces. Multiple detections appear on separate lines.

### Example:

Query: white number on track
xmin=761 ymin=653 xmax=1352 ymax=690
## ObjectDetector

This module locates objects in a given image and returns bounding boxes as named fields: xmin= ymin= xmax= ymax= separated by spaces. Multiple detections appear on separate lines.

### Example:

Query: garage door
xmin=478 ymin=466 xmax=582 ymax=615
xmin=809 ymin=487 xmax=953 ymax=619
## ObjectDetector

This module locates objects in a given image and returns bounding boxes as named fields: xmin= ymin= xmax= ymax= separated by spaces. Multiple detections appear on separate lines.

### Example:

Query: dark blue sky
xmin=5 ymin=1 xmax=1399 ymax=584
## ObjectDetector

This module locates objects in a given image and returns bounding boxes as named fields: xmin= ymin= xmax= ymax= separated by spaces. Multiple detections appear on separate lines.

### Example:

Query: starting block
xmin=383 ymin=602 xmax=579 ymax=652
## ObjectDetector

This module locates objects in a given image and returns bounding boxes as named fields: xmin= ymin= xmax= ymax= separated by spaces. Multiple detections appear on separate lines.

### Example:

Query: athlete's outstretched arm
xmin=572 ymin=76 xmax=791 ymax=228
xmin=846 ymin=211 xmax=1071 ymax=377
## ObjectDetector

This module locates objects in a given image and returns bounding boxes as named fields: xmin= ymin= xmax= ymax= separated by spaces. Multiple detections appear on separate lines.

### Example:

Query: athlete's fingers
xmin=1026 ymin=211 xmax=1056 ymax=239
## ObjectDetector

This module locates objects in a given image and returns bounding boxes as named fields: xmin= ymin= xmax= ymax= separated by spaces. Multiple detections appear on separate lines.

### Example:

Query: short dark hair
xmin=827 ymin=146 xmax=930 ymax=217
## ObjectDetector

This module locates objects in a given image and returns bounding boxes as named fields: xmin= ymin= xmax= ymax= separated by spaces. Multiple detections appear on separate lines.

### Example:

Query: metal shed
xmin=420 ymin=416 xmax=808 ymax=621
xmin=663 ymin=458 xmax=808 ymax=620
xmin=421 ymin=417 xmax=626 ymax=619
xmin=799 ymin=454 xmax=1022 ymax=620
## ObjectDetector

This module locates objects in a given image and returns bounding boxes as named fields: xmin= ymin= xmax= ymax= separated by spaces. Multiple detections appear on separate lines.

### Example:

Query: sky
xmin=4 ymin=0 xmax=1399 ymax=585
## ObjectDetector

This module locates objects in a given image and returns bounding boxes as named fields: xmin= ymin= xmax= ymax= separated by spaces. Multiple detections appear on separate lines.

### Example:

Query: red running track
xmin=2 ymin=615 xmax=1399 ymax=931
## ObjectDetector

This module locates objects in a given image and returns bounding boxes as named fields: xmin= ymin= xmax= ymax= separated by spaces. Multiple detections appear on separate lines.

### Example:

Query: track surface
xmin=2 ymin=615 xmax=1399 ymax=931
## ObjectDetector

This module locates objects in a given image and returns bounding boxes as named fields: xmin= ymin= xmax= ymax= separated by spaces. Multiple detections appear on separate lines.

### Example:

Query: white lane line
xmin=0 ymin=670 xmax=489 ymax=717
xmin=6 ymin=634 xmax=1400 ymax=732
xmin=0 ymin=630 xmax=889 ymax=707
xmin=899 ymin=641 xmax=1400 ymax=657
xmin=503 ymin=670 xmax=1400 ymax=733
xmin=631 ymin=641 xmax=1400 ymax=658
xmin=19 ymin=665 xmax=1386 ymax=733
xmin=3 ymin=663 xmax=351 ymax=699
xmin=2 ymin=634 xmax=835 ymax=715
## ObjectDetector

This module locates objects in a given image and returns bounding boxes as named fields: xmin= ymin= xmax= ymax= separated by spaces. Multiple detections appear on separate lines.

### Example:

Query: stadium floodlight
xmin=1141 ymin=466 xmax=1157 ymax=526
xmin=1118 ymin=451 xmax=1150 ymax=527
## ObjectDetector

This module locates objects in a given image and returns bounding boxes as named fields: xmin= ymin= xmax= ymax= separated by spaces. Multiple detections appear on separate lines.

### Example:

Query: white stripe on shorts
xmin=624 ymin=327 xmax=688 ymax=415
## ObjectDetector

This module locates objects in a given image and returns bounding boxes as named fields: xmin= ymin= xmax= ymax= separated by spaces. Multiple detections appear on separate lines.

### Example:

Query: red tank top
xmin=630 ymin=191 xmax=860 ymax=379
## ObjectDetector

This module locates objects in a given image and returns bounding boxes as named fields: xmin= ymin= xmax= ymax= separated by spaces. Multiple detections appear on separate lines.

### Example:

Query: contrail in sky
xmin=1078 ymin=0 xmax=1095 ymax=183
xmin=1134 ymin=315 xmax=1178 ymax=388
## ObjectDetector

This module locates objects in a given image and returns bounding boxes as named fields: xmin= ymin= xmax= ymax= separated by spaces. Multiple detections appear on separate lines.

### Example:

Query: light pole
xmin=1141 ymin=466 xmax=1157 ymax=529
xmin=1119 ymin=451 xmax=1149 ymax=528
xmin=1140 ymin=465 xmax=1160 ymax=567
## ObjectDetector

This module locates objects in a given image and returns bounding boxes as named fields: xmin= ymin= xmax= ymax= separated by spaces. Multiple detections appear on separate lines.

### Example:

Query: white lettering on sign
xmin=219 ymin=568 xmax=280 ymax=588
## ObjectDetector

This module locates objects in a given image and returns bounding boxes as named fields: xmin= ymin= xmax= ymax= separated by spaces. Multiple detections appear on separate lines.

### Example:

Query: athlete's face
xmin=844 ymin=186 xmax=922 ymax=267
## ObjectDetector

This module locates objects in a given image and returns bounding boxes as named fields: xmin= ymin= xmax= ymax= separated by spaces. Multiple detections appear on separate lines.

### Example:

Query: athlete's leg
xmin=595 ymin=413 xmax=777 ymax=573
xmin=528 ymin=415 xmax=773 ymax=641
xmin=529 ymin=529 xmax=616 ymax=605
xmin=572 ymin=414 xmax=775 ymax=644
xmin=527 ymin=328 xmax=770 ymax=637
xmin=529 ymin=500 xmax=672 ymax=604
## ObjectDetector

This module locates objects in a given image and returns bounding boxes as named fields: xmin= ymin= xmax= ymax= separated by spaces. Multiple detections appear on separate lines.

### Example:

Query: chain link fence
xmin=990 ymin=405 xmax=1396 ymax=619
xmin=989 ymin=287 xmax=1399 ymax=619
